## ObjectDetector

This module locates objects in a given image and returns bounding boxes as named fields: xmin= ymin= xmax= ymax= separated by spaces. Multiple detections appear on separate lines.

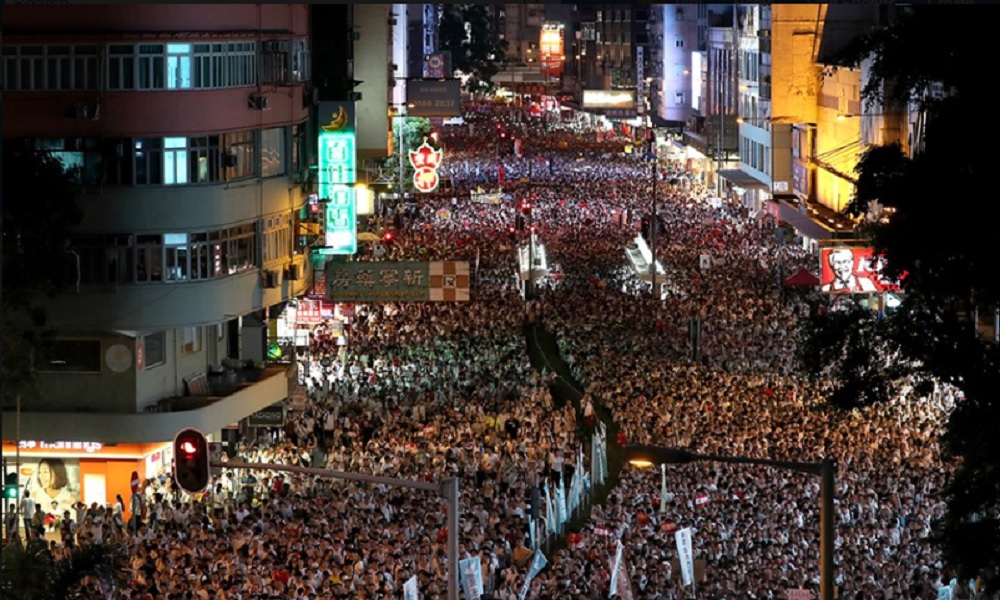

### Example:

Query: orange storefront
xmin=2 ymin=440 xmax=172 ymax=520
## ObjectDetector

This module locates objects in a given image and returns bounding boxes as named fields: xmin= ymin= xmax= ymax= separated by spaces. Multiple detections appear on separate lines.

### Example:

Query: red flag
xmin=695 ymin=494 xmax=709 ymax=507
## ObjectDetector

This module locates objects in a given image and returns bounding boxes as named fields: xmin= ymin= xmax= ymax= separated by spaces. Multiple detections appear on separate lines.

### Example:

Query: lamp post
xmin=221 ymin=460 xmax=460 ymax=600
xmin=623 ymin=445 xmax=836 ymax=600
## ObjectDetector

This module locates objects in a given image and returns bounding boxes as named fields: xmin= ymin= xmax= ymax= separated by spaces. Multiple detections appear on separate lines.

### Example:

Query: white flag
xmin=403 ymin=575 xmax=419 ymax=600
xmin=459 ymin=557 xmax=483 ymax=600
xmin=609 ymin=539 xmax=624 ymax=598
xmin=659 ymin=463 xmax=667 ymax=514
xmin=675 ymin=527 xmax=694 ymax=587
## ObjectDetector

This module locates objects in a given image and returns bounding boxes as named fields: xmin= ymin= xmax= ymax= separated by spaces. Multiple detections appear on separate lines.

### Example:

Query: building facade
xmin=2 ymin=5 xmax=313 ymax=498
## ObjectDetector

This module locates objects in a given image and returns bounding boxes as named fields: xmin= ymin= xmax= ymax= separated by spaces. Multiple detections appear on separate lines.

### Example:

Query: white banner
xmin=404 ymin=574 xmax=419 ymax=600
xmin=675 ymin=527 xmax=694 ymax=587
xmin=459 ymin=557 xmax=484 ymax=599
xmin=609 ymin=539 xmax=624 ymax=598
xmin=660 ymin=463 xmax=667 ymax=514
xmin=544 ymin=480 xmax=555 ymax=535
xmin=518 ymin=550 xmax=548 ymax=600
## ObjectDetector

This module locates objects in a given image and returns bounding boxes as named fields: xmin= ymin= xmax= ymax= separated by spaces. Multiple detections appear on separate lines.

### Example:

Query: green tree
xmin=388 ymin=116 xmax=436 ymax=193
xmin=3 ymin=537 xmax=130 ymax=600
xmin=439 ymin=4 xmax=508 ymax=93
xmin=802 ymin=8 xmax=1000 ymax=590
xmin=2 ymin=147 xmax=83 ymax=405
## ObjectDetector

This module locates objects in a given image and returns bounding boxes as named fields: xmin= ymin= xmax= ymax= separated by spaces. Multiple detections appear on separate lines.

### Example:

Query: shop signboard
xmin=471 ymin=190 xmax=506 ymax=204
xmin=407 ymin=79 xmax=462 ymax=117
xmin=819 ymin=247 xmax=902 ymax=294
xmin=247 ymin=405 xmax=285 ymax=428
xmin=316 ymin=101 xmax=357 ymax=256
xmin=326 ymin=261 xmax=470 ymax=302
xmin=539 ymin=23 xmax=565 ymax=78
xmin=424 ymin=52 xmax=452 ymax=79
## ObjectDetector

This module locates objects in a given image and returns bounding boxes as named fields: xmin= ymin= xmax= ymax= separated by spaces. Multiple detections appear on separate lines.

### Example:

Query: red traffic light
xmin=173 ymin=428 xmax=210 ymax=494
xmin=383 ymin=231 xmax=395 ymax=242
xmin=181 ymin=440 xmax=197 ymax=457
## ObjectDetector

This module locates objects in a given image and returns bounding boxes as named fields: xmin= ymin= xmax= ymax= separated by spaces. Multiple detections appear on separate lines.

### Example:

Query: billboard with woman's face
xmin=19 ymin=458 xmax=81 ymax=521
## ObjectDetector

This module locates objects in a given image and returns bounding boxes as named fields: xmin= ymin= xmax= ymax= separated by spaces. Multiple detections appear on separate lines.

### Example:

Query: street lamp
xmin=623 ymin=445 xmax=836 ymax=600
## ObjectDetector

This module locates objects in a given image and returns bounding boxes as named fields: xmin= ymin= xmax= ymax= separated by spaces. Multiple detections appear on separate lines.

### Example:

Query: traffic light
xmin=4 ymin=472 xmax=18 ymax=500
xmin=382 ymin=230 xmax=395 ymax=244
xmin=173 ymin=428 xmax=210 ymax=494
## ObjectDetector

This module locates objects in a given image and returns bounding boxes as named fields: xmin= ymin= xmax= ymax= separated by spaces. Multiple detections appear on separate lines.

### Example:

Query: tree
xmin=3 ymin=537 xmax=130 ymax=600
xmin=439 ymin=4 xmax=508 ymax=93
xmin=2 ymin=147 xmax=83 ymax=405
xmin=801 ymin=8 xmax=1000 ymax=590
xmin=388 ymin=116 xmax=436 ymax=193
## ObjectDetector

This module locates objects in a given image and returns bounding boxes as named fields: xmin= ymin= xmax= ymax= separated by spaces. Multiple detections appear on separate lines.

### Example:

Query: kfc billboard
xmin=819 ymin=247 xmax=901 ymax=294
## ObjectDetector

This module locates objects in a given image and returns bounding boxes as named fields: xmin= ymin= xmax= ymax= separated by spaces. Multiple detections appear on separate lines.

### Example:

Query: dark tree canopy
xmin=2 ymin=147 xmax=82 ymax=404
xmin=438 ymin=4 xmax=508 ymax=92
xmin=801 ymin=7 xmax=1000 ymax=590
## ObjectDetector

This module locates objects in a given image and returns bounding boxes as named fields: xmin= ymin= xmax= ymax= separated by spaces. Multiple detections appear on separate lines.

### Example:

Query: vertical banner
xmin=544 ymin=480 xmax=555 ymax=535
xmin=317 ymin=101 xmax=357 ymax=255
xmin=529 ymin=518 xmax=537 ymax=551
xmin=404 ymin=574 xmax=419 ymax=600
xmin=675 ymin=528 xmax=694 ymax=587
xmin=518 ymin=550 xmax=548 ymax=600
xmin=459 ymin=557 xmax=484 ymax=600
xmin=556 ymin=473 xmax=568 ymax=528
xmin=609 ymin=539 xmax=624 ymax=598
xmin=660 ymin=463 xmax=667 ymax=514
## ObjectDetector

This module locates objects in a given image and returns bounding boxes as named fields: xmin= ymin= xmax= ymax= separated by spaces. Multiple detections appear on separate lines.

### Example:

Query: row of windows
xmin=2 ymin=40 xmax=309 ymax=92
xmin=740 ymin=138 xmax=770 ymax=175
xmin=20 ymin=123 xmax=306 ymax=187
xmin=38 ymin=328 xmax=213 ymax=373
xmin=69 ymin=223 xmax=289 ymax=286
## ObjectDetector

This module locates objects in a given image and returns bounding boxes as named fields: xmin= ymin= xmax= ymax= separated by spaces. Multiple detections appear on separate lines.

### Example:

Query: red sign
xmin=819 ymin=247 xmax=901 ymax=294
xmin=135 ymin=340 xmax=145 ymax=371
xmin=409 ymin=141 xmax=444 ymax=193
xmin=130 ymin=470 xmax=140 ymax=494
xmin=296 ymin=299 xmax=323 ymax=324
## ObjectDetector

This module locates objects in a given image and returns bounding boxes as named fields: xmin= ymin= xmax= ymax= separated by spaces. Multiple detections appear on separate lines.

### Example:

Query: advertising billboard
xmin=819 ymin=247 xmax=901 ymax=294
xmin=326 ymin=261 xmax=470 ymax=302
xmin=582 ymin=90 xmax=636 ymax=109
xmin=18 ymin=457 xmax=82 ymax=522
xmin=317 ymin=102 xmax=357 ymax=255
xmin=540 ymin=23 xmax=565 ymax=78
xmin=424 ymin=52 xmax=452 ymax=79
xmin=407 ymin=79 xmax=462 ymax=117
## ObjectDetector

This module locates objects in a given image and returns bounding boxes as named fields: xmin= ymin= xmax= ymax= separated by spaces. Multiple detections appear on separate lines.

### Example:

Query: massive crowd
xmin=7 ymin=103 xmax=964 ymax=600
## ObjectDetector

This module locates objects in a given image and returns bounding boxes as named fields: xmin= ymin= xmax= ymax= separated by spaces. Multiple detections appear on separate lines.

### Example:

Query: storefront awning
xmin=777 ymin=200 xmax=838 ymax=241
xmin=718 ymin=168 xmax=770 ymax=191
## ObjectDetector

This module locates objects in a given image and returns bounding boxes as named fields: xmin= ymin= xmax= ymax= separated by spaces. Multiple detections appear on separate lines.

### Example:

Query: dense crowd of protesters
xmin=5 ymin=101 xmax=963 ymax=600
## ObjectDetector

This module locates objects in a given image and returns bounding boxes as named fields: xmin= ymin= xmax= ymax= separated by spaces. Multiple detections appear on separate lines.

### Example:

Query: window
xmin=164 ymin=233 xmax=189 ymax=281
xmin=180 ymin=327 xmax=201 ymax=354
xmin=675 ymin=63 xmax=685 ymax=77
xmin=166 ymin=43 xmax=193 ymax=89
xmin=107 ymin=45 xmax=135 ymax=90
xmin=189 ymin=136 xmax=222 ymax=183
xmin=2 ymin=45 xmax=97 ymax=91
xmin=134 ymin=138 xmax=164 ymax=185
xmin=34 ymin=138 xmax=103 ymax=185
xmin=675 ymin=38 xmax=684 ymax=48
xmin=144 ymin=332 xmax=166 ymax=368
xmin=262 ymin=214 xmax=290 ymax=264
xmin=38 ymin=340 xmax=102 ymax=373
xmin=260 ymin=127 xmax=287 ymax=177
xmin=675 ymin=92 xmax=685 ymax=105
xmin=224 ymin=131 xmax=256 ymax=179
xmin=137 ymin=44 xmax=165 ymax=89
xmin=163 ymin=137 xmax=189 ymax=185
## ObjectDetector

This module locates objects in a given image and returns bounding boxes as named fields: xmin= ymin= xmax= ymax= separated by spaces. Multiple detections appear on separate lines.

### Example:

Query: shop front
xmin=2 ymin=439 xmax=171 ymax=521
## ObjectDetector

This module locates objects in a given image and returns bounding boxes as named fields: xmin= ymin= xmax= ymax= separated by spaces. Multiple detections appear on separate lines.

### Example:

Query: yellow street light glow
xmin=836 ymin=114 xmax=847 ymax=121
xmin=629 ymin=459 xmax=655 ymax=468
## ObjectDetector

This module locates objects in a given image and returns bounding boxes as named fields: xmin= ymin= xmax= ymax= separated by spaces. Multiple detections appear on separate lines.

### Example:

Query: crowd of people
xmin=6 ymin=102 xmax=964 ymax=600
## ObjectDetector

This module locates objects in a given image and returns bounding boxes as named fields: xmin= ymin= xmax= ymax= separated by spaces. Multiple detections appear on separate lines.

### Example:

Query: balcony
xmin=1 ymin=365 xmax=293 ymax=444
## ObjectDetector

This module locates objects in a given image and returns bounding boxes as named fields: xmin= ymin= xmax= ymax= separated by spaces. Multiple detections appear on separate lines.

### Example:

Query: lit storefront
xmin=2 ymin=440 xmax=171 ymax=517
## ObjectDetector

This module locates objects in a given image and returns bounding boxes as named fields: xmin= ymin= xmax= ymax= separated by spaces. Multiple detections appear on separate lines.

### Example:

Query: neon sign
xmin=318 ymin=130 xmax=357 ymax=255
xmin=409 ymin=141 xmax=444 ymax=193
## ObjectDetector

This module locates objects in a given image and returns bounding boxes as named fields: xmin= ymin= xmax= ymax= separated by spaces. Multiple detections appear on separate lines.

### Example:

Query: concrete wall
xmin=658 ymin=5 xmax=698 ymax=122
xmin=35 ymin=331 xmax=137 ymax=413
xmin=815 ymin=66 xmax=862 ymax=212
xmin=770 ymin=4 xmax=822 ymax=124
xmin=354 ymin=4 xmax=391 ymax=161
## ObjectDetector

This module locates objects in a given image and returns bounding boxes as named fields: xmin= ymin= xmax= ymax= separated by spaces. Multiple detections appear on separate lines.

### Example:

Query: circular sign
xmin=130 ymin=471 xmax=140 ymax=494
xmin=105 ymin=344 xmax=133 ymax=373
xmin=135 ymin=340 xmax=145 ymax=371
xmin=428 ymin=55 xmax=443 ymax=69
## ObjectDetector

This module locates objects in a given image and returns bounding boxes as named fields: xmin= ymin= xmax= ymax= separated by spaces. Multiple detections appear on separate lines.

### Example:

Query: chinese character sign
xmin=318 ymin=131 xmax=357 ymax=255
xmin=326 ymin=261 xmax=470 ymax=302
xmin=409 ymin=141 xmax=444 ymax=193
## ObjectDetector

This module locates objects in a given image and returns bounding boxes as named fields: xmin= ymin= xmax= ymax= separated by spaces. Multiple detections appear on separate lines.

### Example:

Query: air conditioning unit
xmin=285 ymin=264 xmax=301 ymax=281
xmin=66 ymin=103 xmax=100 ymax=120
xmin=248 ymin=95 xmax=270 ymax=110
xmin=222 ymin=153 xmax=238 ymax=168
xmin=264 ymin=270 xmax=280 ymax=288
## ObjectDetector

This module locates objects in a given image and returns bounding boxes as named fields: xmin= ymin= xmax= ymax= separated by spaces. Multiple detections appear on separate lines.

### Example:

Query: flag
xmin=518 ymin=550 xmax=548 ymax=600
xmin=543 ymin=480 xmax=555 ymax=535
xmin=609 ymin=539 xmax=624 ymax=598
xmin=529 ymin=518 xmax=537 ymax=551
xmin=675 ymin=528 xmax=694 ymax=587
xmin=556 ymin=473 xmax=568 ymax=527
xmin=403 ymin=575 xmax=419 ymax=600
xmin=694 ymin=494 xmax=709 ymax=507
xmin=459 ymin=557 xmax=483 ymax=600
xmin=617 ymin=556 xmax=634 ymax=600
xmin=659 ymin=464 xmax=667 ymax=514
xmin=592 ymin=433 xmax=602 ymax=487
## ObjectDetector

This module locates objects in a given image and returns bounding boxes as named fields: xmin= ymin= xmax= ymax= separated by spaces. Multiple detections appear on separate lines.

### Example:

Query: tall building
xmin=654 ymin=4 xmax=698 ymax=124
xmin=499 ymin=3 xmax=545 ymax=66
xmin=2 ymin=5 xmax=313 ymax=505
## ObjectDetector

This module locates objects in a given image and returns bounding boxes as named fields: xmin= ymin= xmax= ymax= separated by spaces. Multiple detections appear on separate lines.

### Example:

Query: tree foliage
xmin=2 ymin=147 xmax=82 ymax=405
xmin=3 ymin=537 xmax=130 ymax=600
xmin=388 ymin=117 xmax=437 ymax=192
xmin=800 ymin=7 xmax=1000 ymax=590
xmin=439 ymin=4 xmax=508 ymax=92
